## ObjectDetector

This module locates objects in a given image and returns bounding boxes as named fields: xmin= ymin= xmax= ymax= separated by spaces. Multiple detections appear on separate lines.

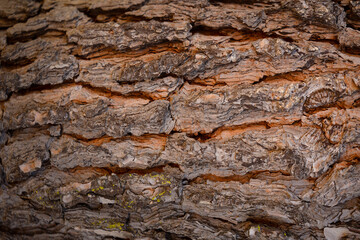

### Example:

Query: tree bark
xmin=1 ymin=0 xmax=360 ymax=239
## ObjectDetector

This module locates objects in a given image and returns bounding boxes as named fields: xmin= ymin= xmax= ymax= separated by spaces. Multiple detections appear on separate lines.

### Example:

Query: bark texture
xmin=1 ymin=0 xmax=360 ymax=239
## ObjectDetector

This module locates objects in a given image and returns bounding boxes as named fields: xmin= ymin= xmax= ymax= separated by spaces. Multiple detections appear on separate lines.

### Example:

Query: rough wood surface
xmin=1 ymin=0 xmax=360 ymax=239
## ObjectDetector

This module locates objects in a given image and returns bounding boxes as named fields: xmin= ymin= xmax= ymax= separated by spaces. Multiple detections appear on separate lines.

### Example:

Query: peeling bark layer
xmin=1 ymin=0 xmax=360 ymax=239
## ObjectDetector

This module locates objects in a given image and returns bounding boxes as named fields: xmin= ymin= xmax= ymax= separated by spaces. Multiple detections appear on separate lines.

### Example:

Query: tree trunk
xmin=1 ymin=0 xmax=360 ymax=239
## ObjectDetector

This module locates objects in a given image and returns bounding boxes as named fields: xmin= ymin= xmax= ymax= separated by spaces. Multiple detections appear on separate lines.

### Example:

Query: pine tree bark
xmin=1 ymin=0 xmax=360 ymax=239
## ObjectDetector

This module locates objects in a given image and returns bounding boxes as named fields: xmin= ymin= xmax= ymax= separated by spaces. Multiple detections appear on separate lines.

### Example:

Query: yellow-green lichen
xmin=107 ymin=222 xmax=124 ymax=230
xmin=91 ymin=219 xmax=124 ymax=231
xmin=122 ymin=200 xmax=134 ymax=209
xmin=148 ymin=173 xmax=172 ymax=185
xmin=150 ymin=189 xmax=173 ymax=203
xmin=92 ymin=186 xmax=105 ymax=192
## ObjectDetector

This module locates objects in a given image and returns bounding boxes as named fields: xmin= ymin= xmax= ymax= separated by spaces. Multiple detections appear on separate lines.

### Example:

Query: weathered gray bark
xmin=1 ymin=0 xmax=360 ymax=239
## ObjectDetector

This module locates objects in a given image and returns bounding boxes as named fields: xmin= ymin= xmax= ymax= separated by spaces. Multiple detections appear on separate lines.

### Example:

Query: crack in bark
xmin=73 ymin=41 xmax=185 ymax=60
xmin=189 ymin=170 xmax=292 ymax=185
